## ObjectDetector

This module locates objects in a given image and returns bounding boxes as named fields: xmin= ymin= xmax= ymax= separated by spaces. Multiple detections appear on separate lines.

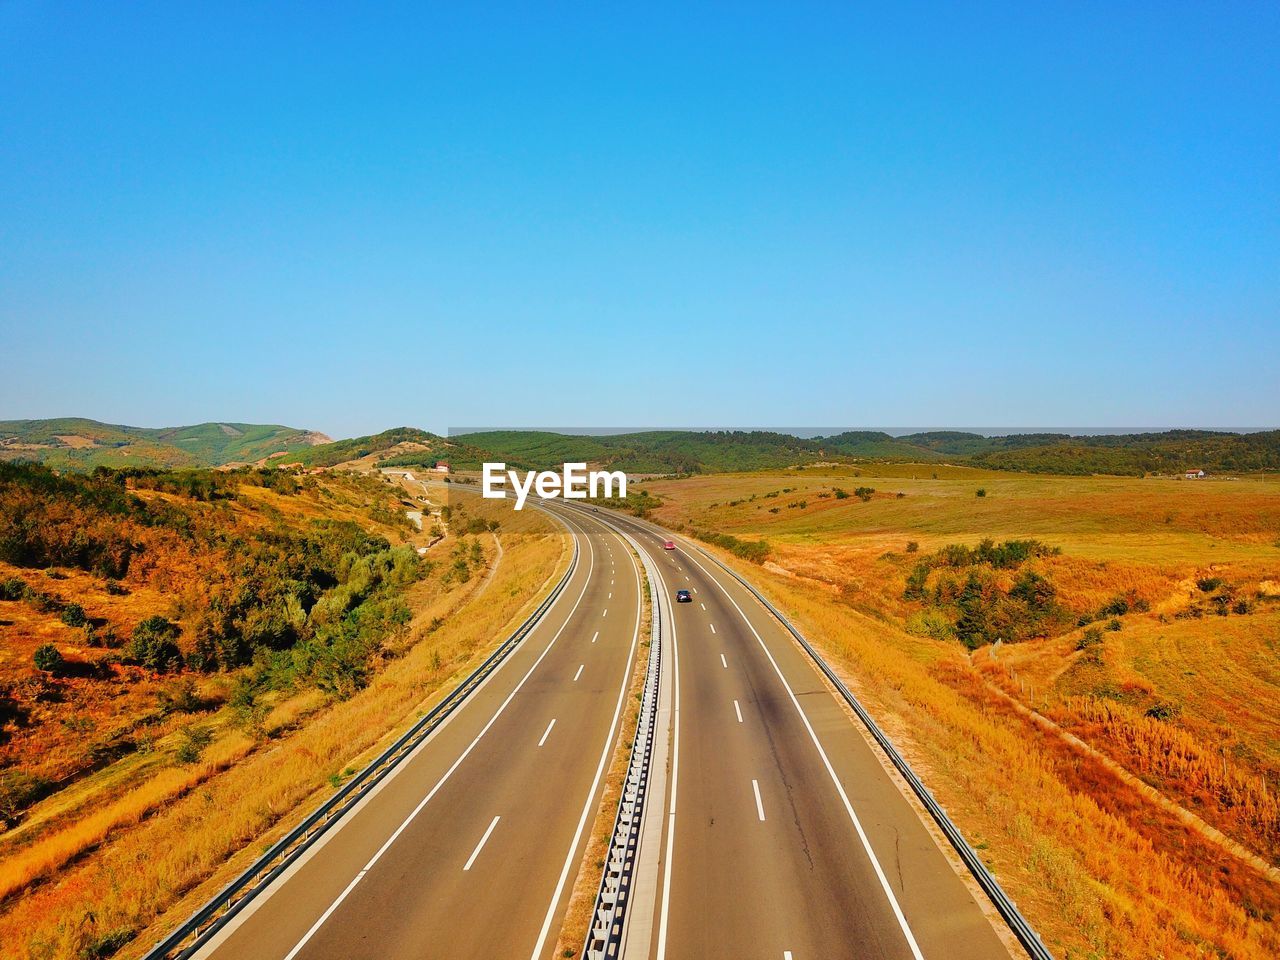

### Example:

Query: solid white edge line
xmin=752 ymin=779 xmax=766 ymax=821
xmin=279 ymin=518 xmax=599 ymax=960
xmin=463 ymin=816 xmax=501 ymax=871
xmin=526 ymin=519 xmax=644 ymax=960
xmin=652 ymin=549 xmax=681 ymax=960
xmin=538 ymin=718 xmax=556 ymax=747
xmin=679 ymin=547 xmax=927 ymax=960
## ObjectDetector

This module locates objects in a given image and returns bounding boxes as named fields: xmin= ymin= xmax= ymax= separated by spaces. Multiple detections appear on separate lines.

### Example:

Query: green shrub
xmin=976 ymin=488 xmax=987 ymax=498
xmin=905 ymin=541 xmax=919 ymax=553
xmin=130 ymin=616 xmax=183 ymax=672
xmin=0 ymin=577 xmax=28 ymax=601
xmin=0 ymin=769 xmax=51 ymax=825
xmin=1077 ymin=626 xmax=1104 ymax=650
xmin=33 ymin=643 xmax=63 ymax=672
xmin=60 ymin=603 xmax=87 ymax=627
xmin=175 ymin=725 xmax=214 ymax=764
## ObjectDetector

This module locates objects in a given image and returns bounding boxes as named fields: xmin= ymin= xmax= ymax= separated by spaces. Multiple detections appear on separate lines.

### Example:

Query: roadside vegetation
xmin=0 ymin=463 xmax=565 ymax=958
xmin=634 ymin=465 xmax=1280 ymax=959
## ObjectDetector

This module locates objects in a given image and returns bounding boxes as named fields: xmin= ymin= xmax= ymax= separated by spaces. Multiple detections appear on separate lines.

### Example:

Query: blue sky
xmin=2 ymin=2 xmax=1276 ymax=438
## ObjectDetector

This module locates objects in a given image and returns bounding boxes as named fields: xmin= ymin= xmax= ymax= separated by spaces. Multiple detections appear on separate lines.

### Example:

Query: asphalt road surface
xmin=590 ymin=508 xmax=1011 ymax=960
xmin=195 ymin=506 xmax=642 ymax=960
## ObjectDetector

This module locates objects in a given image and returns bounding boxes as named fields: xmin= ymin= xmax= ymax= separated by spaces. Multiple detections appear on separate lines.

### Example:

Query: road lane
xmin=590 ymin=509 xmax=1011 ymax=960
xmin=197 ymin=508 xmax=644 ymax=960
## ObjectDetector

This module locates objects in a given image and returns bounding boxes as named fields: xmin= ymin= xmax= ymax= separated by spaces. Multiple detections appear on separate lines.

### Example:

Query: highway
xmin=183 ymin=492 xmax=1015 ymax=960
xmin=194 ymin=506 xmax=644 ymax=960
xmin=588 ymin=508 xmax=1012 ymax=960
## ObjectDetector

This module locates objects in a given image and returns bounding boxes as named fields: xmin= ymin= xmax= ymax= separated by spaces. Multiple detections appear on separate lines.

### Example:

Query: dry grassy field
xmin=0 ymin=469 xmax=567 ymax=959
xmin=636 ymin=465 xmax=1280 ymax=960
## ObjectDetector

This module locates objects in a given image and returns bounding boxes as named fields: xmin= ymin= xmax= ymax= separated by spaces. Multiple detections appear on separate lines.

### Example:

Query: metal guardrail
xmin=694 ymin=545 xmax=1055 ymax=960
xmin=583 ymin=529 xmax=663 ymax=960
xmin=142 ymin=537 xmax=581 ymax=960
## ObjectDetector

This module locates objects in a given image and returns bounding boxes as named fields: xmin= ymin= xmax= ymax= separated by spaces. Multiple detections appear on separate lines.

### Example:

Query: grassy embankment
xmin=0 ymin=467 xmax=567 ymax=959
xmin=635 ymin=465 xmax=1280 ymax=960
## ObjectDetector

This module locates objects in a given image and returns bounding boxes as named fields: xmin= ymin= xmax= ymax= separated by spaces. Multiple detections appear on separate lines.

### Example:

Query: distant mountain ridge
xmin=3 ymin=419 xmax=1277 ymax=477
xmin=0 ymin=418 xmax=330 ymax=470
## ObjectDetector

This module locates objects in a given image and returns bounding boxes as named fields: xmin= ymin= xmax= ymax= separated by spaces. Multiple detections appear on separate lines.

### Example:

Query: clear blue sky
xmin=2 ymin=2 xmax=1277 ymax=438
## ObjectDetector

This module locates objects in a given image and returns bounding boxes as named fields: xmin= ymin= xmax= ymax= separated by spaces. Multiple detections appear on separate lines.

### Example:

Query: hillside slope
xmin=0 ymin=419 xmax=328 ymax=470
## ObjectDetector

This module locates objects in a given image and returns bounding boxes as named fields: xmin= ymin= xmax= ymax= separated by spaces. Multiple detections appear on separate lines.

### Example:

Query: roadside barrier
xmin=695 ymin=545 xmax=1055 ymax=960
xmin=583 ymin=528 xmax=663 ymax=960
xmin=141 ymin=537 xmax=580 ymax=960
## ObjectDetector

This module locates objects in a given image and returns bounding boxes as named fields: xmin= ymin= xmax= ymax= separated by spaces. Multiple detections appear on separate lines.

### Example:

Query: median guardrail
xmin=693 ymin=544 xmax=1055 ymax=960
xmin=142 ymin=535 xmax=580 ymax=960
xmin=583 ymin=527 xmax=663 ymax=960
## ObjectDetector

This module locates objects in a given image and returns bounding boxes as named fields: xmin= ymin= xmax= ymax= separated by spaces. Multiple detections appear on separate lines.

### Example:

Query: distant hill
xmin=284 ymin=427 xmax=448 ymax=468
xmin=5 ymin=419 xmax=1276 ymax=478
xmin=0 ymin=418 xmax=329 ymax=470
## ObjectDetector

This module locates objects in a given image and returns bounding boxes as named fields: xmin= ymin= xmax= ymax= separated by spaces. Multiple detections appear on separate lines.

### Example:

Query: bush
xmin=33 ymin=643 xmax=63 ymax=672
xmin=1196 ymin=577 xmax=1222 ymax=593
xmin=1077 ymin=626 xmax=1104 ymax=650
xmin=105 ymin=579 xmax=129 ymax=596
xmin=60 ymin=603 xmax=87 ymax=627
xmin=906 ymin=541 xmax=919 ymax=553
xmin=1106 ymin=618 xmax=1123 ymax=631
xmin=0 ymin=769 xmax=51 ymax=825
xmin=175 ymin=724 xmax=214 ymax=764
xmin=0 ymin=577 xmax=27 ymax=601
xmin=130 ymin=616 xmax=183 ymax=672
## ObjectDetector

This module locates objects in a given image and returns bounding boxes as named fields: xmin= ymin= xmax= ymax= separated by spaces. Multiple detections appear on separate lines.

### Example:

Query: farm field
xmin=634 ymin=464 xmax=1280 ymax=959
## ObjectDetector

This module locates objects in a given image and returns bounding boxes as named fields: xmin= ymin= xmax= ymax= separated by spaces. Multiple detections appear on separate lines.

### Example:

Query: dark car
xmin=675 ymin=589 xmax=692 ymax=603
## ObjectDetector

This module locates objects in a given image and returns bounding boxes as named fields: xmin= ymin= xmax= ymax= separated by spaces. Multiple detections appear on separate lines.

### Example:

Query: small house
xmin=433 ymin=461 xmax=450 ymax=474
xmin=1184 ymin=469 xmax=1205 ymax=480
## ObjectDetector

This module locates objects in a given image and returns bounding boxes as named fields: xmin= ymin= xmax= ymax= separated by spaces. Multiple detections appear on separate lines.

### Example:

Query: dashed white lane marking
xmin=733 ymin=700 xmax=743 ymax=723
xmin=784 ymin=952 xmax=794 ymax=960
xmin=709 ymin=623 xmax=716 ymax=634
xmin=463 ymin=816 xmax=501 ymax=871
xmin=720 ymin=653 xmax=728 ymax=669
xmin=573 ymin=664 xmax=584 ymax=682
xmin=752 ymin=780 xmax=766 ymax=821
xmin=538 ymin=718 xmax=556 ymax=747
xmin=700 ymin=603 xmax=706 ymax=610
xmin=591 ymin=631 xmax=599 ymax=644
xmin=602 ymin=608 xmax=608 ymax=618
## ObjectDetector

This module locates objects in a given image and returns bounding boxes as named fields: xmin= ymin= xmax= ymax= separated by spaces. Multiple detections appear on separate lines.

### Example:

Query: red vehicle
xmin=662 ymin=540 xmax=676 ymax=550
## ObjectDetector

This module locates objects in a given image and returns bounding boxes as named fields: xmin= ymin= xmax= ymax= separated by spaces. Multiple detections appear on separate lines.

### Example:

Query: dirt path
xmin=978 ymin=675 xmax=1280 ymax=884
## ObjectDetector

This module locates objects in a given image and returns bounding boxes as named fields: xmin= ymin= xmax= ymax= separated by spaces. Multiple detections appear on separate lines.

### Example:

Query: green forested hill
xmin=4 ymin=419 xmax=1276 ymax=477
xmin=0 ymin=419 xmax=327 ymax=470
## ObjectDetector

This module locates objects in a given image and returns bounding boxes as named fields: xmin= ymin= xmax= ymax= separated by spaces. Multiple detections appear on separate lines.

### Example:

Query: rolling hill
xmin=4 ymin=419 xmax=1276 ymax=478
xmin=0 ymin=419 xmax=329 ymax=470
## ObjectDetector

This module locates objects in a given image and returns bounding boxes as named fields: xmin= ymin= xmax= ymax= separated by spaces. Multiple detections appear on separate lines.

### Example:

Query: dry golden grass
xmin=633 ymin=466 xmax=1280 ymax=959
